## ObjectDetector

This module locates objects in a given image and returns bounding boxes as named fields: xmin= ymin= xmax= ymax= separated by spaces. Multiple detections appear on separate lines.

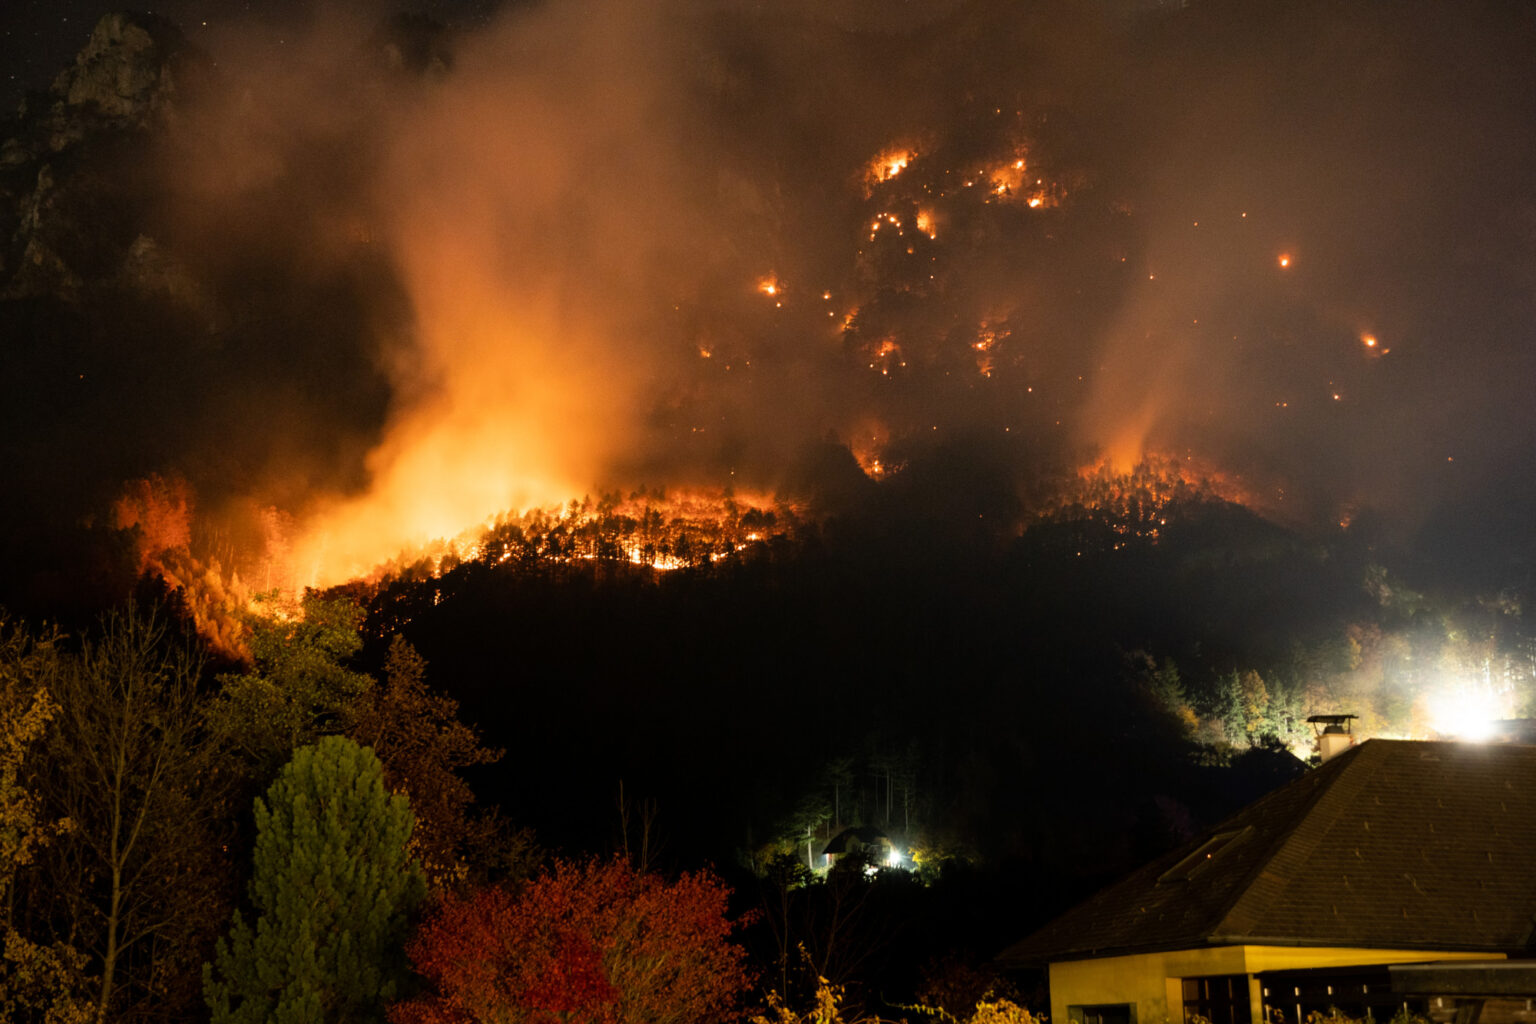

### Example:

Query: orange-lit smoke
xmin=232 ymin=1 xmax=753 ymax=586
xmin=849 ymin=420 xmax=895 ymax=480
xmin=112 ymin=474 xmax=257 ymax=656
xmin=113 ymin=473 xmax=193 ymax=570
xmin=136 ymin=0 xmax=1517 ymax=592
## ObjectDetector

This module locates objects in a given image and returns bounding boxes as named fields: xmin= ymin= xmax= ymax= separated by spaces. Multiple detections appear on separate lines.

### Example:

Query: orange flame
xmin=863 ymin=145 xmax=919 ymax=195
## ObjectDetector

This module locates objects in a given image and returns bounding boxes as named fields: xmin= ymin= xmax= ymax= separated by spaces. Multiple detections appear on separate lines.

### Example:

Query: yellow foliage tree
xmin=968 ymin=1000 xmax=1043 ymax=1024
xmin=753 ymin=973 xmax=1044 ymax=1024
xmin=0 ymin=617 xmax=93 ymax=1024
xmin=753 ymin=976 xmax=869 ymax=1024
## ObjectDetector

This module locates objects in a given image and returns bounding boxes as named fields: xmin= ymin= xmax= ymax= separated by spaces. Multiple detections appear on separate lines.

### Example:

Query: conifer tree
xmin=204 ymin=736 xmax=425 ymax=1024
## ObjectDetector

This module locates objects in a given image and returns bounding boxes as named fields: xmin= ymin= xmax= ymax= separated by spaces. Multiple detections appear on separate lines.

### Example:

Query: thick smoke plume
xmin=136 ymin=0 xmax=1536 ymax=585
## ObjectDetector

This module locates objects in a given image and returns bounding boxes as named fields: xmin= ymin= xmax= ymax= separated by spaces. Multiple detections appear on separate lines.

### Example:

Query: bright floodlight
xmin=1425 ymin=686 xmax=1502 ymax=742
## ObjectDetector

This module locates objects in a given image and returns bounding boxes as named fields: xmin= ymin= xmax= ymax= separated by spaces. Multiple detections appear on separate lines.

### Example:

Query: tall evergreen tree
xmin=204 ymin=736 xmax=425 ymax=1024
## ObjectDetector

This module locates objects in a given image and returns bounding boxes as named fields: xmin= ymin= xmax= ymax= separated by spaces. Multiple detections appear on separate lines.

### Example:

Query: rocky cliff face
xmin=0 ymin=10 xmax=447 ymax=307
xmin=0 ymin=10 xmax=415 ymax=620
xmin=0 ymin=12 xmax=208 ymax=303
xmin=53 ymin=11 xmax=198 ymax=123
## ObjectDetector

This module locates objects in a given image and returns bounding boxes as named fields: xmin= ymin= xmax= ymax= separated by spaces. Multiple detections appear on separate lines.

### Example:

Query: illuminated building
xmin=998 ymin=740 xmax=1536 ymax=1024
xmin=821 ymin=825 xmax=897 ymax=871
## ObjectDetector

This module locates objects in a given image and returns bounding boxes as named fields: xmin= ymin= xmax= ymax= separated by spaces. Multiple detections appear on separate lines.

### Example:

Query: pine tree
xmin=204 ymin=736 xmax=425 ymax=1024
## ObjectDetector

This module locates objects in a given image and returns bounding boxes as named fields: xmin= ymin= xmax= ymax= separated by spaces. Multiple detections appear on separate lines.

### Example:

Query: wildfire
xmin=849 ymin=422 xmax=895 ymax=480
xmin=113 ymin=474 xmax=192 ymax=567
xmin=315 ymin=487 xmax=810 ymax=595
xmin=972 ymin=321 xmax=1010 ymax=378
xmin=988 ymin=160 xmax=1024 ymax=196
xmin=960 ymin=145 xmax=1061 ymax=208
xmin=867 ymin=147 xmax=914 ymax=190
xmin=1039 ymin=454 xmax=1262 ymax=544
xmin=110 ymin=475 xmax=293 ymax=657
xmin=867 ymin=337 xmax=904 ymax=375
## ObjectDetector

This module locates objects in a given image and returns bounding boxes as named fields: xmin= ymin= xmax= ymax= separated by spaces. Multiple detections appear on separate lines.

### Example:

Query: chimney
xmin=1307 ymin=714 xmax=1358 ymax=763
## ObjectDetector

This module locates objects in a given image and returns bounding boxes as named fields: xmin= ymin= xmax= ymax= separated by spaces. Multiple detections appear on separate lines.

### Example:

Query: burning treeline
xmin=111 ymin=455 xmax=1221 ymax=656
xmin=111 ymin=474 xmax=804 ymax=652
xmin=112 ymin=450 xmax=1535 ymax=756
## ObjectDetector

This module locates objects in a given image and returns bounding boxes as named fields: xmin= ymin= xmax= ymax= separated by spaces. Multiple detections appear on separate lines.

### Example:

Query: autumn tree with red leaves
xmin=390 ymin=858 xmax=751 ymax=1024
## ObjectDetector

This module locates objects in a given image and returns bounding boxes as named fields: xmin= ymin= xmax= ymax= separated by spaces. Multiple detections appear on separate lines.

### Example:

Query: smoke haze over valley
xmin=3 ymin=0 xmax=1534 ymax=593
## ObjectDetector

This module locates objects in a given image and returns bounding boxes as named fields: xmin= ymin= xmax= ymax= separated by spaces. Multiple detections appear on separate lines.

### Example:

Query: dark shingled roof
xmin=998 ymin=740 xmax=1536 ymax=967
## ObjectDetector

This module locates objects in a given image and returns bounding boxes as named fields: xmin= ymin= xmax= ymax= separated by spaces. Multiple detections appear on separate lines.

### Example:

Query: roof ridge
xmin=1212 ymin=740 xmax=1389 ymax=938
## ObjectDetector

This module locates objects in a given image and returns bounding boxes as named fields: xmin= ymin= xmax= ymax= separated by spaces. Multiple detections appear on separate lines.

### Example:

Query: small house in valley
xmin=822 ymin=825 xmax=896 ymax=869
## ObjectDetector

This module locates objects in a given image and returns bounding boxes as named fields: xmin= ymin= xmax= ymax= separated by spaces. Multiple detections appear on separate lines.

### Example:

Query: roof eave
xmin=1001 ymin=934 xmax=1527 ymax=971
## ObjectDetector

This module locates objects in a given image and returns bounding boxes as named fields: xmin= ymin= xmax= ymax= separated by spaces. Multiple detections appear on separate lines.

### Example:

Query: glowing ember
xmin=1278 ymin=253 xmax=1292 ymax=268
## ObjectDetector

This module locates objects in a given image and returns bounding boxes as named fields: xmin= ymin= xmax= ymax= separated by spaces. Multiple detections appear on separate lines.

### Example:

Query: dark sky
xmin=1 ymin=0 xmax=502 ymax=113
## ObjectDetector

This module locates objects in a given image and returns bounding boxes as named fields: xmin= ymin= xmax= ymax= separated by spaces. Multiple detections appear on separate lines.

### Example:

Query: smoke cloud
xmin=134 ymin=0 xmax=1536 ymax=584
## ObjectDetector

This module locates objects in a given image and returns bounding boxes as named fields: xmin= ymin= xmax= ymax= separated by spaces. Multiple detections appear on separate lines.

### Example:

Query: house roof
xmin=997 ymin=739 xmax=1536 ymax=967
xmin=822 ymin=825 xmax=891 ymax=856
